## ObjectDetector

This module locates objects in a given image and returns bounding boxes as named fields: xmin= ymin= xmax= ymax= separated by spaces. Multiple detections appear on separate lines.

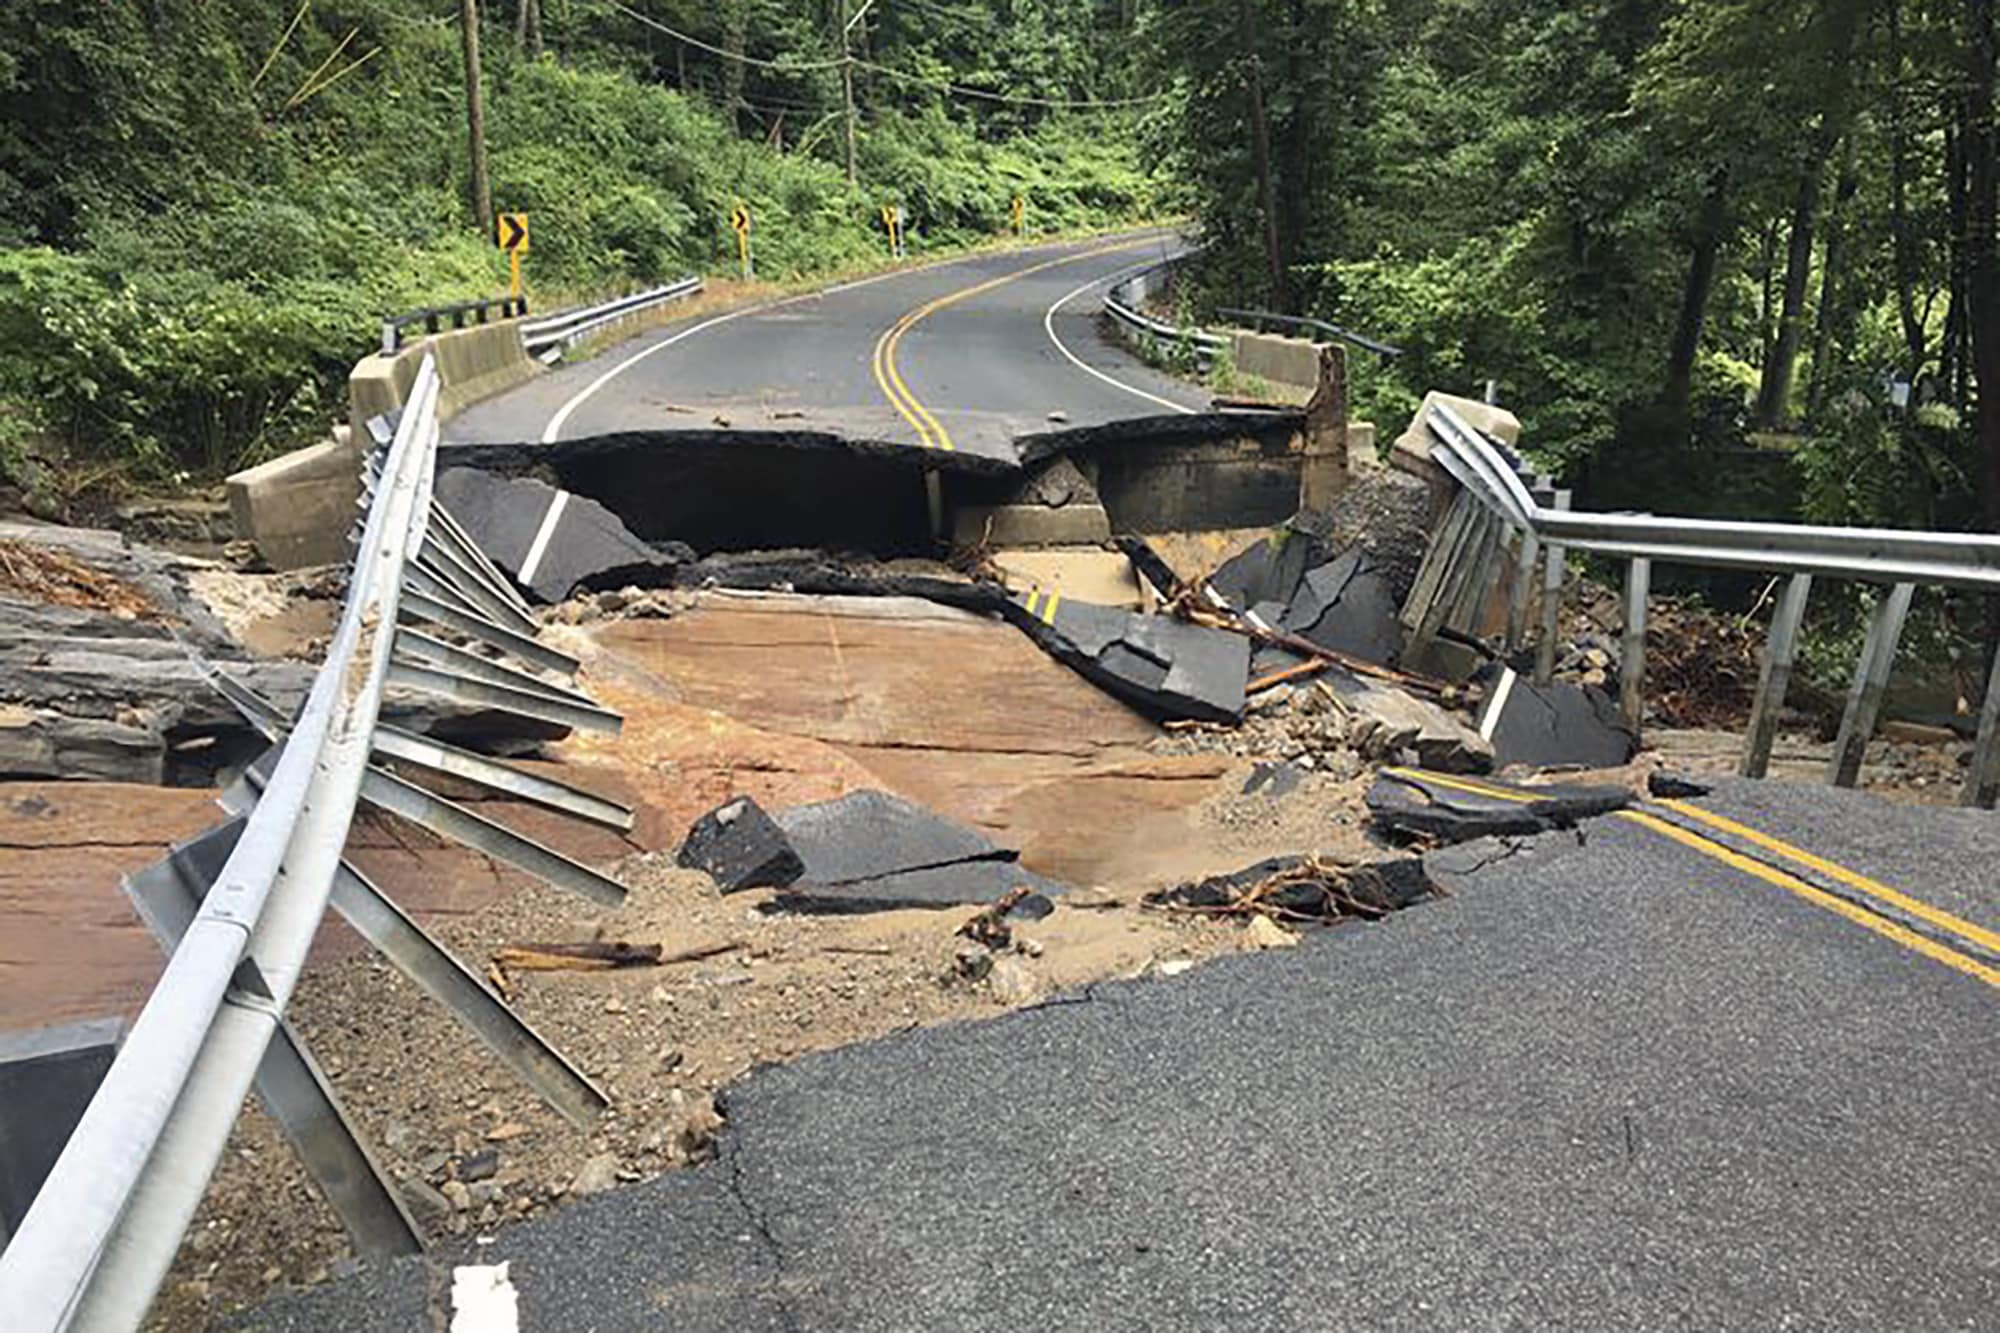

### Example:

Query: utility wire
xmin=606 ymin=0 xmax=847 ymax=71
xmin=607 ymin=0 xmax=1162 ymax=108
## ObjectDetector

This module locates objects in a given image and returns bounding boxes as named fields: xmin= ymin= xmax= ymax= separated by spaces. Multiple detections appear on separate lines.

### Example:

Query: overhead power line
xmin=606 ymin=0 xmax=1163 ymax=109
xmin=606 ymin=0 xmax=846 ymax=72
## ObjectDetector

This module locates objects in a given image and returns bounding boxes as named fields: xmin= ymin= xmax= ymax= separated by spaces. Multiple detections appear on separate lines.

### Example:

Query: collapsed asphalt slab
xmin=1476 ymin=666 xmax=1638 ymax=770
xmin=436 ymin=466 xmax=688 ymax=603
xmin=1366 ymin=767 xmax=1632 ymax=845
xmin=767 ymin=790 xmax=1066 ymax=914
xmin=1002 ymin=591 xmax=1249 ymax=724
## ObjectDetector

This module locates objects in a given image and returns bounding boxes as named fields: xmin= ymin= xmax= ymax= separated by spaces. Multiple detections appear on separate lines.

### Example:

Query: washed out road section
xmin=444 ymin=232 xmax=1209 ymax=462
xmin=256 ymin=809 xmax=2000 ymax=1330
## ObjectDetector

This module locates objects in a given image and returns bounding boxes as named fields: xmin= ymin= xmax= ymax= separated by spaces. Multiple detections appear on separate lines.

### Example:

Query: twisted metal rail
xmin=1412 ymin=401 xmax=2000 ymax=804
xmin=0 ymin=354 xmax=637 ymax=1328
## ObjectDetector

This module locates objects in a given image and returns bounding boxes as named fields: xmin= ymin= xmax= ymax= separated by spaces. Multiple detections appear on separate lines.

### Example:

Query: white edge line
xmin=1043 ymin=258 xmax=1199 ymax=416
xmin=542 ymin=232 xmax=1180 ymax=443
xmin=517 ymin=489 xmax=569 ymax=584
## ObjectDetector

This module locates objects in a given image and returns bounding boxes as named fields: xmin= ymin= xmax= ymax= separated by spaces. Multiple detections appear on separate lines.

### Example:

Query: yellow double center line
xmin=1386 ymin=767 xmax=2000 ymax=988
xmin=870 ymin=237 xmax=1160 ymax=452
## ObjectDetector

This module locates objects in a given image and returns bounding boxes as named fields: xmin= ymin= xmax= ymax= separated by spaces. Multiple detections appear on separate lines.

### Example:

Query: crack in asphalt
xmin=719 ymin=1135 xmax=805 ymax=1333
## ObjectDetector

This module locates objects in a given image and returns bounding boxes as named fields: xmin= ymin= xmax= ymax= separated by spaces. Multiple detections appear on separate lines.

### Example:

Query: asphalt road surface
xmin=447 ymin=231 xmax=1211 ymax=463
xmin=256 ymin=776 xmax=1998 ymax=1330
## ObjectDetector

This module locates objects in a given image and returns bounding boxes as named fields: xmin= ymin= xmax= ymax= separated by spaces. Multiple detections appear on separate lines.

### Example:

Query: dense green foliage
xmin=1146 ymin=0 xmax=2000 ymax=547
xmin=0 ymin=0 xmax=1157 ymax=484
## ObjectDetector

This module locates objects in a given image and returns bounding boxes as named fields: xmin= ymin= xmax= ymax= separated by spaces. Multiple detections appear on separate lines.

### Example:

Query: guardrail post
xmin=1533 ymin=489 xmax=1571 ymax=685
xmin=1827 ymin=581 xmax=1915 ymax=787
xmin=1962 ymin=640 xmax=2000 ymax=808
xmin=1739 ymin=573 xmax=1813 ymax=779
xmin=1620 ymin=557 xmax=1651 ymax=733
xmin=1505 ymin=525 xmax=1539 ymax=654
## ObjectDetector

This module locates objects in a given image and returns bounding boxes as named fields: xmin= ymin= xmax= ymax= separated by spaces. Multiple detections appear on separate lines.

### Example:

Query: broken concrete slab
xmin=992 ymin=549 xmax=1141 ymax=610
xmin=435 ymin=467 xmax=689 ymax=604
xmin=1321 ymin=667 xmax=1493 ymax=773
xmin=1477 ymin=667 xmax=1638 ymax=771
xmin=767 ymin=789 xmax=1067 ymax=914
xmin=1004 ymin=592 xmax=1249 ymax=724
xmin=1366 ymin=768 xmax=1631 ymax=845
xmin=1146 ymin=853 xmax=1436 ymax=921
xmin=676 ymin=796 xmax=804 ymax=894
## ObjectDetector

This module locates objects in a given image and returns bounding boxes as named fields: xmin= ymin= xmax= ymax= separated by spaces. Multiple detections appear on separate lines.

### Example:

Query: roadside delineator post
xmin=1011 ymin=195 xmax=1026 ymax=237
xmin=496 ymin=211 xmax=529 ymax=301
xmin=731 ymin=201 xmax=754 ymax=280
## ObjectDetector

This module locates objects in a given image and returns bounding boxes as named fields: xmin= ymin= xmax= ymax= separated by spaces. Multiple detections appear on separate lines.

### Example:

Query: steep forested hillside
xmin=1146 ymin=0 xmax=1994 ymax=538
xmin=0 ymin=0 xmax=1159 ymax=483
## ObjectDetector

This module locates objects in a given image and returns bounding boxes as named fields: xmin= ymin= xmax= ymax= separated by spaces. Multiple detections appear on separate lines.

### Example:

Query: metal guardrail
xmin=1409 ymin=400 xmax=2000 ymax=805
xmin=520 ymin=277 xmax=703 ymax=363
xmin=1213 ymin=306 xmax=1404 ymax=360
xmin=380 ymin=295 xmax=530 ymax=354
xmin=1101 ymin=261 xmax=1228 ymax=360
xmin=0 ymin=354 xmax=638 ymax=1328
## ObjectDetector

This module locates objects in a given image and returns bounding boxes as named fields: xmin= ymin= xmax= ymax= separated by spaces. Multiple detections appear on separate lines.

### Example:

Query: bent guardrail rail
xmin=1410 ymin=400 xmax=2000 ymax=805
xmin=0 ymin=353 xmax=637 ymax=1329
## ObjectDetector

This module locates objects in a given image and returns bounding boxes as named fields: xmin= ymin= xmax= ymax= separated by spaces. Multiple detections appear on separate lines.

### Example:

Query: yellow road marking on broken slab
xmin=1651 ymin=798 xmax=2000 ymax=960
xmin=1617 ymin=810 xmax=2000 ymax=990
xmin=1380 ymin=767 xmax=1541 ymax=804
xmin=1041 ymin=591 xmax=1061 ymax=624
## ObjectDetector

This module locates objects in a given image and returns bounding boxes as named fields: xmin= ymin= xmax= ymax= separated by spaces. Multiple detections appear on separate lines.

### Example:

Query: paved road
xmin=447 ymin=232 xmax=1211 ymax=463
xmin=256 ymin=777 xmax=1998 ymax=1330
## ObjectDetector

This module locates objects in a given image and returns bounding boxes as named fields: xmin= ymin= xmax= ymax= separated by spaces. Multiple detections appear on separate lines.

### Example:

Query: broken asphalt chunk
xmin=766 ymin=790 xmax=1068 ymax=914
xmin=436 ymin=467 xmax=689 ymax=604
xmin=1004 ymin=592 xmax=1248 ymax=723
xmin=1476 ymin=667 xmax=1638 ymax=770
xmin=1366 ymin=767 xmax=1631 ymax=846
xmin=677 ymin=796 xmax=804 ymax=893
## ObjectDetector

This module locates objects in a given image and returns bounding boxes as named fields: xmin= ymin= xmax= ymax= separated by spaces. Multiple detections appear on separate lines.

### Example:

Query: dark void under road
xmin=446 ymin=231 xmax=1211 ymax=464
xmin=256 ymin=780 xmax=2000 ymax=1330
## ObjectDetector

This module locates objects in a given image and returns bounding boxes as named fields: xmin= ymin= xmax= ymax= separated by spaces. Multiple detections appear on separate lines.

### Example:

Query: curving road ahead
xmin=447 ymin=231 xmax=1211 ymax=463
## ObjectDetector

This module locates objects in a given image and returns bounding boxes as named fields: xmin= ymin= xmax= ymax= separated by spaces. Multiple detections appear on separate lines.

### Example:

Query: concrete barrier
xmin=1231 ymin=330 xmax=1323 ymax=401
xmin=231 ymin=318 xmax=542 ymax=569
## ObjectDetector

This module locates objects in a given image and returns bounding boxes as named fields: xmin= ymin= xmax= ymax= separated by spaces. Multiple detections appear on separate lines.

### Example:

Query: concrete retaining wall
xmin=230 ymin=319 xmax=542 ymax=569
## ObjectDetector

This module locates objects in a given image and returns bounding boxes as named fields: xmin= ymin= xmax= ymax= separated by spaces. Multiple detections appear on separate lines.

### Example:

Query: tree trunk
xmin=1889 ymin=0 xmax=1926 ymax=378
xmin=1663 ymin=169 xmax=1729 ymax=414
xmin=1947 ymin=109 xmax=1972 ymax=403
xmin=722 ymin=0 xmax=746 ymax=136
xmin=1236 ymin=0 xmax=1289 ymax=311
xmin=524 ymin=0 xmax=542 ymax=58
xmin=1966 ymin=0 xmax=2000 ymax=531
xmin=461 ymin=0 xmax=492 ymax=230
xmin=1275 ymin=0 xmax=1313 ymax=306
xmin=840 ymin=0 xmax=858 ymax=187
xmin=1753 ymin=120 xmax=1835 ymax=429
xmin=1807 ymin=136 xmax=1859 ymax=422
